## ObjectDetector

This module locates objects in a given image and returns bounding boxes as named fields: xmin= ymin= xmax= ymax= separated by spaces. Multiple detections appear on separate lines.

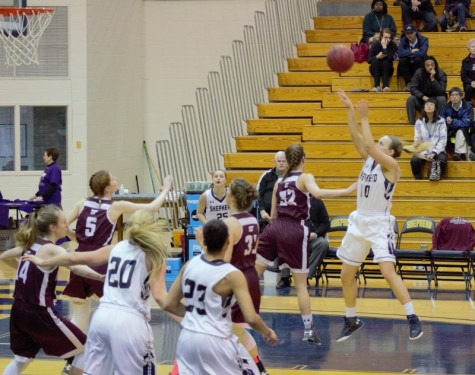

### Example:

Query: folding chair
xmin=430 ymin=217 xmax=475 ymax=291
xmin=394 ymin=216 xmax=435 ymax=288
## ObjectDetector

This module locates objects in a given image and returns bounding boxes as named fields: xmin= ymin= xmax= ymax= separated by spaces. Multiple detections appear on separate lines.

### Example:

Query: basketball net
xmin=0 ymin=8 xmax=54 ymax=67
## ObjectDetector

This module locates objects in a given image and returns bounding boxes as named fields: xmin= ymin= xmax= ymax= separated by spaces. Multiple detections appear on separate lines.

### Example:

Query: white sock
xmin=3 ymin=359 xmax=30 ymax=375
xmin=302 ymin=314 xmax=313 ymax=330
xmin=345 ymin=307 xmax=357 ymax=318
xmin=403 ymin=302 xmax=415 ymax=316
xmin=70 ymin=301 xmax=91 ymax=332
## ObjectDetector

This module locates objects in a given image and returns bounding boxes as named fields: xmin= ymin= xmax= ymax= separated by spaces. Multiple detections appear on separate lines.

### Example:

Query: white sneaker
xmin=371 ymin=87 xmax=380 ymax=92
xmin=382 ymin=86 xmax=390 ymax=92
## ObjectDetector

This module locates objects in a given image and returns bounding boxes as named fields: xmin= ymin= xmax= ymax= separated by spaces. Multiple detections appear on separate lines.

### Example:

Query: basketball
xmin=326 ymin=45 xmax=354 ymax=73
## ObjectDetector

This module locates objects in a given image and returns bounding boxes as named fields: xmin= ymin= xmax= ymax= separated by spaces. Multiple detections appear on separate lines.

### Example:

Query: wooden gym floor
xmin=0 ymin=264 xmax=474 ymax=374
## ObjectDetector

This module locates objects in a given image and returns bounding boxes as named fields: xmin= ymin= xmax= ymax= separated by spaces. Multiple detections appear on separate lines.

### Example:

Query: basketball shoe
xmin=302 ymin=327 xmax=322 ymax=345
xmin=407 ymin=314 xmax=423 ymax=340
xmin=336 ymin=317 xmax=364 ymax=342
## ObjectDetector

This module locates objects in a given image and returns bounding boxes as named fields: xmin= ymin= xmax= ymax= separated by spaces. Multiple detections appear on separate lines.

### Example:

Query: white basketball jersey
xmin=205 ymin=188 xmax=230 ymax=220
xmin=357 ymin=157 xmax=397 ymax=216
xmin=101 ymin=240 xmax=151 ymax=321
xmin=181 ymin=255 xmax=237 ymax=339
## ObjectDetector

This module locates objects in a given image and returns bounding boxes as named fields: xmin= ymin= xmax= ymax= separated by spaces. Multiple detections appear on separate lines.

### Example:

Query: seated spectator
xmin=406 ymin=55 xmax=447 ymax=125
xmin=400 ymin=0 xmax=438 ymax=32
xmin=461 ymin=38 xmax=475 ymax=104
xmin=441 ymin=87 xmax=475 ymax=161
xmin=439 ymin=0 xmax=470 ymax=32
xmin=361 ymin=0 xmax=397 ymax=44
xmin=411 ymin=99 xmax=448 ymax=181
xmin=368 ymin=28 xmax=398 ymax=92
xmin=306 ymin=197 xmax=330 ymax=284
xmin=397 ymin=24 xmax=429 ymax=90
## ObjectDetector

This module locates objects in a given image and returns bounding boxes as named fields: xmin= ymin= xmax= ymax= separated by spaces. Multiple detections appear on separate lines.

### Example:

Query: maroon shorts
xmin=257 ymin=217 xmax=310 ymax=272
xmin=62 ymin=263 xmax=107 ymax=300
xmin=232 ymin=267 xmax=260 ymax=324
xmin=10 ymin=300 xmax=86 ymax=359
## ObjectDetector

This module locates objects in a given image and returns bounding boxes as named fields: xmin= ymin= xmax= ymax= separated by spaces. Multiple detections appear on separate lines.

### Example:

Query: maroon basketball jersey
xmin=276 ymin=172 xmax=310 ymax=221
xmin=14 ymin=238 xmax=58 ymax=307
xmin=75 ymin=197 xmax=116 ymax=251
xmin=230 ymin=212 xmax=259 ymax=271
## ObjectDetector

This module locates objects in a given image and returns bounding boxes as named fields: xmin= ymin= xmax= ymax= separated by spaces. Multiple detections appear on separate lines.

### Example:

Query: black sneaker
xmin=336 ymin=317 xmax=364 ymax=342
xmin=407 ymin=314 xmax=423 ymax=340
xmin=276 ymin=276 xmax=291 ymax=289
xmin=302 ymin=328 xmax=322 ymax=345
xmin=453 ymin=153 xmax=461 ymax=161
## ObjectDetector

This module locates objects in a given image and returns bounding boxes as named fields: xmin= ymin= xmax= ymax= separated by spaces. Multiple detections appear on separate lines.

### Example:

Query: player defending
xmin=336 ymin=91 xmax=423 ymax=342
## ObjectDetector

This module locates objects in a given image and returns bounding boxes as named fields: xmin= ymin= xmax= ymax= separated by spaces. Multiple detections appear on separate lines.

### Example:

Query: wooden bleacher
xmin=224 ymin=5 xmax=475 ymax=284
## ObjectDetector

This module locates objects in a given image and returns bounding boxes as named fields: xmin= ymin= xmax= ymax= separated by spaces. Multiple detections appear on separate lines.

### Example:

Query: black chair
xmin=430 ymin=217 xmax=475 ymax=291
xmin=394 ymin=216 xmax=435 ymax=288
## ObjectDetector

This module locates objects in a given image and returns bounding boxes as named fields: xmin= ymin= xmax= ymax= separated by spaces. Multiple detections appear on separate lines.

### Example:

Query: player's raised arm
xmin=337 ymin=91 xmax=367 ymax=159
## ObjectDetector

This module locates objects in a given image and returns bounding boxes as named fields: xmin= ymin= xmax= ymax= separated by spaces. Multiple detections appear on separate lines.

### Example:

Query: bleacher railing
xmin=155 ymin=0 xmax=319 ymax=200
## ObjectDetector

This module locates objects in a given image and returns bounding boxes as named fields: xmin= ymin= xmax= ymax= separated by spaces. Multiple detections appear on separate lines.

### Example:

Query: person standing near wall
xmin=30 ymin=147 xmax=62 ymax=208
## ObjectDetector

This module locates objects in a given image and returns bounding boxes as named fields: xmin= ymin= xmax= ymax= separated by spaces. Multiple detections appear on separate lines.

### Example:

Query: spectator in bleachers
xmin=411 ymin=98 xmax=448 ymax=180
xmin=361 ymin=0 xmax=397 ymax=44
xmin=439 ymin=0 xmax=470 ymax=32
xmin=441 ymin=87 xmax=475 ymax=160
xmin=406 ymin=55 xmax=447 ymax=125
xmin=400 ymin=0 xmax=438 ymax=32
xmin=461 ymin=38 xmax=475 ymax=104
xmin=397 ymin=24 xmax=429 ymax=91
xmin=368 ymin=28 xmax=398 ymax=92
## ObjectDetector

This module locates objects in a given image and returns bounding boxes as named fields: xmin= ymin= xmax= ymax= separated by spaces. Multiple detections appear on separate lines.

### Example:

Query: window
xmin=0 ymin=106 xmax=68 ymax=171
xmin=0 ymin=107 xmax=14 ymax=171
xmin=20 ymin=106 xmax=67 ymax=171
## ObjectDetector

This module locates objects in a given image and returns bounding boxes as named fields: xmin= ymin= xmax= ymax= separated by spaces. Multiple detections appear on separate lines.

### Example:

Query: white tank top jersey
xmin=205 ymin=188 xmax=230 ymax=220
xmin=181 ymin=255 xmax=238 ymax=339
xmin=357 ymin=157 xmax=397 ymax=216
xmin=101 ymin=240 xmax=151 ymax=321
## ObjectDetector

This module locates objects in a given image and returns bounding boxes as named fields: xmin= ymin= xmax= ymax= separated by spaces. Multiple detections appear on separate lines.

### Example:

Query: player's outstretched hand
xmin=263 ymin=328 xmax=279 ymax=346
xmin=337 ymin=90 xmax=353 ymax=109
xmin=357 ymin=100 xmax=369 ymax=118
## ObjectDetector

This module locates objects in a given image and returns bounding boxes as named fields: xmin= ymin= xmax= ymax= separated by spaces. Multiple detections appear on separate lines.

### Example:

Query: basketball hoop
xmin=0 ymin=7 xmax=54 ymax=67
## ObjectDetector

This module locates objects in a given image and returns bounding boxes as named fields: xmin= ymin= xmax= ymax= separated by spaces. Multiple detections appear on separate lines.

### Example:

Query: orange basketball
xmin=326 ymin=45 xmax=354 ymax=73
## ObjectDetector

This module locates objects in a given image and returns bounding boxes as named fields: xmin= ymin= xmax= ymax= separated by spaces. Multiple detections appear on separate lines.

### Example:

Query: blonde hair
xmin=124 ymin=210 xmax=168 ymax=281
xmin=16 ymin=205 xmax=62 ymax=250
xmin=468 ymin=38 xmax=475 ymax=49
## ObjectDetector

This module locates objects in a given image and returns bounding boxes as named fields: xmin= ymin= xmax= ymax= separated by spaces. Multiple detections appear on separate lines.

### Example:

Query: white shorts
xmin=337 ymin=211 xmax=396 ymax=266
xmin=177 ymin=329 xmax=259 ymax=375
xmin=83 ymin=304 xmax=155 ymax=375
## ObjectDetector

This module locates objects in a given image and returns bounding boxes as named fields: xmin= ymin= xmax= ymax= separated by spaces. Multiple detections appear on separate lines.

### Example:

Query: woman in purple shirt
xmin=30 ymin=147 xmax=62 ymax=208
